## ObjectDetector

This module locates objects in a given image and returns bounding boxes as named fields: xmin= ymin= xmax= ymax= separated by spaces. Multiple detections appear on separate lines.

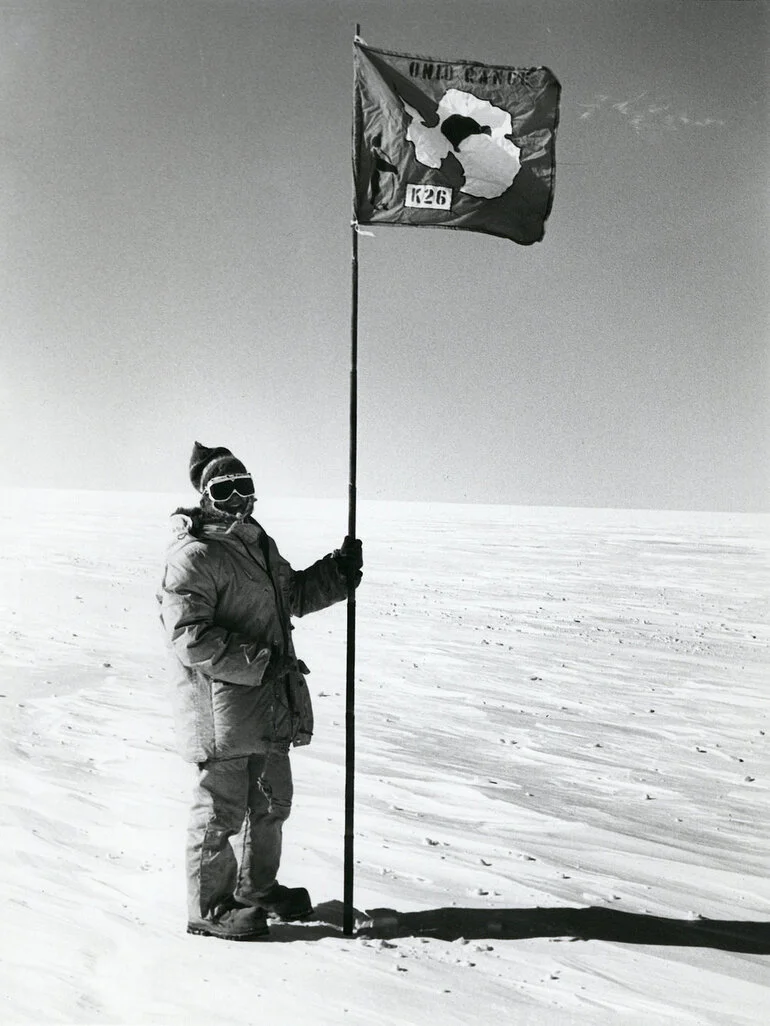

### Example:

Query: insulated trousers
xmin=186 ymin=752 xmax=293 ymax=918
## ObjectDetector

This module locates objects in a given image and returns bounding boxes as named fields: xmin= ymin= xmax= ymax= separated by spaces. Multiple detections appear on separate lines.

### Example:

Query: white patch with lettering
xmin=405 ymin=184 xmax=452 ymax=210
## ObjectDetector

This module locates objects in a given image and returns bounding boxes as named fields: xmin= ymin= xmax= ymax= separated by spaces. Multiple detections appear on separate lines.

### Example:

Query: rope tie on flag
xmin=351 ymin=220 xmax=375 ymax=237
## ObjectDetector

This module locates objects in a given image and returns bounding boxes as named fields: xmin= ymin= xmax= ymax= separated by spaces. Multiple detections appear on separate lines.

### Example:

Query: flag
xmin=353 ymin=41 xmax=561 ymax=245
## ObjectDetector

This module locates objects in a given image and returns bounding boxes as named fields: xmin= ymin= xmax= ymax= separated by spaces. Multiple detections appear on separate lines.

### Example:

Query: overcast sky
xmin=1 ymin=0 xmax=767 ymax=511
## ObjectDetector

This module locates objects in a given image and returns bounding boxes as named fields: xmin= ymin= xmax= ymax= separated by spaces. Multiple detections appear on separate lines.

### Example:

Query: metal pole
xmin=343 ymin=215 xmax=359 ymax=937
xmin=343 ymin=30 xmax=360 ymax=934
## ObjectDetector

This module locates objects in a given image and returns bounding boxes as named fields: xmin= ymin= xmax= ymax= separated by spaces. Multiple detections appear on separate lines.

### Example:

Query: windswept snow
xmin=1 ymin=489 xmax=768 ymax=1025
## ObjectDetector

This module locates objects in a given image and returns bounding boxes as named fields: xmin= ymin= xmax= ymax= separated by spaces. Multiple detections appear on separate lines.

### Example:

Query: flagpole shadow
xmin=360 ymin=905 xmax=770 ymax=955
xmin=269 ymin=900 xmax=770 ymax=953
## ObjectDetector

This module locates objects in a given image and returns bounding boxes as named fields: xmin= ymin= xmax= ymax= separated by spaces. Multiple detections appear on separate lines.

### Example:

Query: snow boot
xmin=257 ymin=883 xmax=313 ymax=921
xmin=187 ymin=900 xmax=269 ymax=941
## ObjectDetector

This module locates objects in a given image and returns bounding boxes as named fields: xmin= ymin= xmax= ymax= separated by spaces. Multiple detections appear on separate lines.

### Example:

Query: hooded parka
xmin=159 ymin=509 xmax=349 ymax=763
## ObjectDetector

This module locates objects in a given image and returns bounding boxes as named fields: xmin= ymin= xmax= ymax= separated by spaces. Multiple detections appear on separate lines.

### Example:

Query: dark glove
xmin=333 ymin=536 xmax=363 ymax=581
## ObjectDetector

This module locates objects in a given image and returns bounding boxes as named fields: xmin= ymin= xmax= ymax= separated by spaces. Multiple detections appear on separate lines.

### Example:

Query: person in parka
xmin=159 ymin=441 xmax=363 ymax=941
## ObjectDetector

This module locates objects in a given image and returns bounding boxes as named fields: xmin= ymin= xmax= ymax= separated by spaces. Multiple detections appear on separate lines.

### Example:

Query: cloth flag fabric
xmin=353 ymin=41 xmax=561 ymax=245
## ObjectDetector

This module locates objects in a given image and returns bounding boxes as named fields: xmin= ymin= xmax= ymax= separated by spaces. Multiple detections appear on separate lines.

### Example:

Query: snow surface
xmin=1 ymin=489 xmax=768 ymax=1026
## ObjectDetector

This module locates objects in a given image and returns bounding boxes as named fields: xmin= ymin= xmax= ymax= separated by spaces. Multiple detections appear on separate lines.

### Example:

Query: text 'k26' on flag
xmin=353 ymin=41 xmax=561 ymax=245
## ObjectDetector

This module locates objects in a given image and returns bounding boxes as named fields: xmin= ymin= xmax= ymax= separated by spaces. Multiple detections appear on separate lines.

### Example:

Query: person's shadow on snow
xmin=270 ymin=901 xmax=770 ymax=954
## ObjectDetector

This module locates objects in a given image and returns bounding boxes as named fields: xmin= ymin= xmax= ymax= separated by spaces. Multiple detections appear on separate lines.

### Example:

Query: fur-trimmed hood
xmin=169 ymin=506 xmax=260 ymax=541
xmin=169 ymin=506 xmax=207 ymax=539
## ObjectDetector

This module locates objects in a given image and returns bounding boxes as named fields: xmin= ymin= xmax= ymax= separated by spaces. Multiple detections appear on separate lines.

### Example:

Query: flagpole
xmin=343 ymin=219 xmax=358 ymax=937
xmin=343 ymin=23 xmax=361 ymax=939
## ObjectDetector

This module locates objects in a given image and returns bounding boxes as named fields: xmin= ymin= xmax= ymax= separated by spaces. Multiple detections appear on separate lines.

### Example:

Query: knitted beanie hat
xmin=189 ymin=441 xmax=248 ymax=493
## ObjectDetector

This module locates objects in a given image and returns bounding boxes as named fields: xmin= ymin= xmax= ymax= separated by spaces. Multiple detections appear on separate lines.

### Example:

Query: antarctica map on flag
xmin=404 ymin=89 xmax=522 ymax=200
xmin=353 ymin=41 xmax=560 ymax=244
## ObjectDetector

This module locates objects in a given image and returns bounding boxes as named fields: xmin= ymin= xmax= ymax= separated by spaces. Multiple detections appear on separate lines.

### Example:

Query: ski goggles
xmin=204 ymin=474 xmax=256 ymax=502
